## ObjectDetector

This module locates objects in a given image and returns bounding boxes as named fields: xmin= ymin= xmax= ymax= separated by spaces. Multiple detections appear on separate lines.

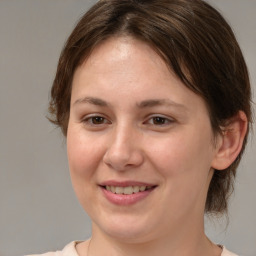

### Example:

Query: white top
xmin=27 ymin=241 xmax=239 ymax=256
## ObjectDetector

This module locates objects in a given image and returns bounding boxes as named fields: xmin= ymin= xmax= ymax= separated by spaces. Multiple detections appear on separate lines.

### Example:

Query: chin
xmin=92 ymin=214 xmax=159 ymax=243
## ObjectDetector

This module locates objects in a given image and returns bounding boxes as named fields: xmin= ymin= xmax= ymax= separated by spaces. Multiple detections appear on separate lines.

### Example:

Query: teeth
xmin=133 ymin=186 xmax=140 ymax=193
xmin=115 ymin=187 xmax=123 ymax=194
xmin=139 ymin=186 xmax=146 ymax=192
xmin=123 ymin=186 xmax=133 ymax=195
xmin=105 ymin=185 xmax=152 ymax=194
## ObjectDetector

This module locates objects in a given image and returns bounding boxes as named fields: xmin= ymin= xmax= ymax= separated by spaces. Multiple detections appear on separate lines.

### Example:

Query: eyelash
xmin=81 ymin=114 xmax=174 ymax=128
xmin=82 ymin=115 xmax=111 ymax=126
xmin=144 ymin=115 xmax=174 ymax=126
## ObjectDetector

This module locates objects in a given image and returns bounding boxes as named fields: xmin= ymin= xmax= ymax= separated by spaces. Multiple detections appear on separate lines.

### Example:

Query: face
xmin=67 ymin=37 xmax=220 ymax=242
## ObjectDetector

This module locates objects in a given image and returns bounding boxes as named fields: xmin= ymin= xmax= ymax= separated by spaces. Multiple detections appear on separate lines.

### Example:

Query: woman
xmin=30 ymin=0 xmax=252 ymax=255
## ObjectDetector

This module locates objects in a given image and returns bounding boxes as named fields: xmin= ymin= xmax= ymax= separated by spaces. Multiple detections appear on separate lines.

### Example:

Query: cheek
xmin=146 ymin=128 xmax=214 ymax=184
xmin=67 ymin=128 xmax=104 ymax=180
xmin=146 ymin=132 xmax=214 ymax=215
xmin=66 ymin=127 xmax=107 ymax=211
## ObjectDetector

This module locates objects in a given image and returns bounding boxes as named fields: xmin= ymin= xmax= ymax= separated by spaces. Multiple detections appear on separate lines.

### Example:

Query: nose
xmin=103 ymin=125 xmax=144 ymax=171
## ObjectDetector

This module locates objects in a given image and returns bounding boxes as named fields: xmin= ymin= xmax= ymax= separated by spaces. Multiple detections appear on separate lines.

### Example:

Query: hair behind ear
xmin=206 ymin=111 xmax=248 ymax=214
xmin=211 ymin=111 xmax=248 ymax=171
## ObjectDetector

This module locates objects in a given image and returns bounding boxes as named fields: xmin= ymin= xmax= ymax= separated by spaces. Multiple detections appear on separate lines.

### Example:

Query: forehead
xmin=78 ymin=36 xmax=169 ymax=76
xmin=73 ymin=36 xmax=183 ymax=96
xmin=72 ymin=36 xmax=208 ymax=115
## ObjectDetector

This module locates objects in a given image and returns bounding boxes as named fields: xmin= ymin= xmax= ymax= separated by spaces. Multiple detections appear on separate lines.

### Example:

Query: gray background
xmin=0 ymin=1 xmax=255 ymax=256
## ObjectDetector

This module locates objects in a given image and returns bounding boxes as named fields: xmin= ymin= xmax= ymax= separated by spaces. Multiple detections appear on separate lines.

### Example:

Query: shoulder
xmin=221 ymin=246 xmax=239 ymax=256
xmin=26 ymin=241 xmax=79 ymax=256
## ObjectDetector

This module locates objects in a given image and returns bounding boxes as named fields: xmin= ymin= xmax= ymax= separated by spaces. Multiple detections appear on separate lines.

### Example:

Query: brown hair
xmin=49 ymin=0 xmax=252 ymax=214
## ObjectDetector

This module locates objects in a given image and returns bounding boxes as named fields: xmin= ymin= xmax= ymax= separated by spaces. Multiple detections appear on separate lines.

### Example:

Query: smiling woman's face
xmin=67 ymin=36 xmax=220 ymax=242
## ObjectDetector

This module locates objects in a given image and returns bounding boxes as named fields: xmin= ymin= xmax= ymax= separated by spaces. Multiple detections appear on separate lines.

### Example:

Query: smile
xmin=105 ymin=185 xmax=153 ymax=195
xmin=101 ymin=183 xmax=157 ymax=205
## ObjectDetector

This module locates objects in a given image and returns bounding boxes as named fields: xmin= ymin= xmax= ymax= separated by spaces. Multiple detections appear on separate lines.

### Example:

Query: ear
xmin=211 ymin=111 xmax=248 ymax=170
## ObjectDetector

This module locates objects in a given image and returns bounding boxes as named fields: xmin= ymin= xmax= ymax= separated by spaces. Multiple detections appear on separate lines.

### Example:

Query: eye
xmin=90 ymin=116 xmax=106 ymax=125
xmin=151 ymin=116 xmax=169 ymax=125
xmin=145 ymin=115 xmax=174 ymax=126
xmin=82 ymin=115 xmax=111 ymax=126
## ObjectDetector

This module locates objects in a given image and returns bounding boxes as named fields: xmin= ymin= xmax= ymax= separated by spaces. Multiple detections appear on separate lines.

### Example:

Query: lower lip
xmin=101 ymin=187 xmax=155 ymax=206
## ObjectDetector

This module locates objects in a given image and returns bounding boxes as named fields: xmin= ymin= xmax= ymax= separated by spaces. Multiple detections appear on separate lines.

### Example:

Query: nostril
xmin=103 ymin=146 xmax=144 ymax=171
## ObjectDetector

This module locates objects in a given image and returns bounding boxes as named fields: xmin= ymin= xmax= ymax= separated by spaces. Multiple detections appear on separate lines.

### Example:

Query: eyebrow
xmin=73 ymin=97 xmax=187 ymax=111
xmin=137 ymin=99 xmax=187 ymax=111
xmin=73 ymin=97 xmax=109 ymax=107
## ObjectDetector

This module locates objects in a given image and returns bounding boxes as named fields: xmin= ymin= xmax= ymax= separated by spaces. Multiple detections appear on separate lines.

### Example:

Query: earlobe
xmin=211 ymin=111 xmax=248 ymax=170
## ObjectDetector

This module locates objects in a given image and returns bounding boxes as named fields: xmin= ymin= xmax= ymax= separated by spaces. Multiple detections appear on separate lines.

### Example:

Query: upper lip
xmin=100 ymin=180 xmax=157 ymax=187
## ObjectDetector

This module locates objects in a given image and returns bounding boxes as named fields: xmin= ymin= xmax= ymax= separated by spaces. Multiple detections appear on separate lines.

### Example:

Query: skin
xmin=67 ymin=36 xmax=226 ymax=256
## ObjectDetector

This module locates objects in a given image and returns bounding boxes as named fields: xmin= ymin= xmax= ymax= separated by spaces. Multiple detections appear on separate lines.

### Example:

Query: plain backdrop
xmin=0 ymin=1 xmax=255 ymax=256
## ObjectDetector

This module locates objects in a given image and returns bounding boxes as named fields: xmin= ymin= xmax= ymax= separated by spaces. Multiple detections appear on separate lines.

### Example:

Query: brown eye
xmin=152 ymin=117 xmax=168 ymax=125
xmin=91 ymin=116 xmax=105 ymax=124
xmin=82 ymin=115 xmax=110 ymax=126
xmin=144 ymin=115 xmax=174 ymax=128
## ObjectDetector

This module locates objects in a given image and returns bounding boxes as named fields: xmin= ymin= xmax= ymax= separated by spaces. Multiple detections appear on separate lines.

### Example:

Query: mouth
xmin=99 ymin=181 xmax=157 ymax=205
xmin=102 ymin=185 xmax=155 ymax=195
